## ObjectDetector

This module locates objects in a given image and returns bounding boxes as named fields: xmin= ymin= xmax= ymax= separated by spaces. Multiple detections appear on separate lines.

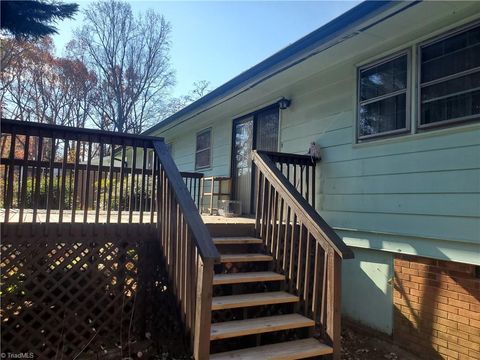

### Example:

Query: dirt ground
xmin=341 ymin=324 xmax=420 ymax=360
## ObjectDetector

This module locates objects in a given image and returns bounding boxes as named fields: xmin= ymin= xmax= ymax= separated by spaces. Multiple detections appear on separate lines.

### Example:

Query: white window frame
xmin=195 ymin=128 xmax=212 ymax=170
xmin=417 ymin=20 xmax=480 ymax=130
xmin=356 ymin=50 xmax=412 ymax=142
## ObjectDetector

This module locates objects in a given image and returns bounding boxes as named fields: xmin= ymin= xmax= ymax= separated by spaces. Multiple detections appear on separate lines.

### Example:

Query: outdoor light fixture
xmin=278 ymin=97 xmax=291 ymax=110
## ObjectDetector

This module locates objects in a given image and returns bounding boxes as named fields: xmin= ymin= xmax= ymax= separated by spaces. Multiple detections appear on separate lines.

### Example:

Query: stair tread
xmin=210 ymin=338 xmax=333 ymax=360
xmin=213 ymin=271 xmax=285 ymax=285
xmin=210 ymin=314 xmax=315 ymax=340
xmin=220 ymin=253 xmax=273 ymax=263
xmin=213 ymin=237 xmax=263 ymax=245
xmin=212 ymin=291 xmax=299 ymax=310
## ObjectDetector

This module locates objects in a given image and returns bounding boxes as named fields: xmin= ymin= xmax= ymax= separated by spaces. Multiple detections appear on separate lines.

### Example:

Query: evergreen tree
xmin=1 ymin=1 xmax=78 ymax=39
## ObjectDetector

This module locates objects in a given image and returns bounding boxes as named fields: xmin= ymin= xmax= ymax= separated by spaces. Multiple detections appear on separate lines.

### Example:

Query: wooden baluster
xmin=265 ymin=183 xmax=273 ymax=248
xmin=197 ymin=177 xmax=201 ymax=210
xmin=270 ymin=190 xmax=278 ymax=255
xmin=4 ymin=132 xmax=16 ymax=223
xmin=276 ymin=195 xmax=284 ymax=268
xmin=71 ymin=140 xmax=80 ymax=223
xmin=139 ymin=144 xmax=147 ymax=223
xmin=46 ymin=138 xmax=56 ymax=223
xmin=128 ymin=145 xmax=137 ymax=223
xmin=19 ymin=135 xmax=30 ymax=223
xmin=83 ymin=140 xmax=92 ymax=223
xmin=95 ymin=142 xmax=104 ymax=223
xmin=289 ymin=214 xmax=297 ymax=292
xmin=303 ymin=231 xmax=312 ymax=316
xmin=255 ymin=170 xmax=263 ymax=234
xmin=312 ymin=242 xmax=323 ymax=325
xmin=59 ymin=140 xmax=68 ymax=223
xmin=311 ymin=162 xmax=315 ymax=208
xmin=68 ymin=166 xmax=73 ymax=210
xmin=305 ymin=164 xmax=310 ymax=205
xmin=321 ymin=249 xmax=328 ymax=336
xmin=150 ymin=154 xmax=157 ymax=224
xmin=107 ymin=144 xmax=115 ymax=223
xmin=118 ymin=144 xmax=126 ymax=223
xmin=296 ymin=223 xmax=306 ymax=297
xmin=32 ymin=137 xmax=43 ymax=224
xmin=283 ymin=205 xmax=291 ymax=274
xmin=300 ymin=163 xmax=304 ymax=199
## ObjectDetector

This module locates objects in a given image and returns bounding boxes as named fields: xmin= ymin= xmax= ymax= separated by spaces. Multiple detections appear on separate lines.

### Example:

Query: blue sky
xmin=53 ymin=1 xmax=360 ymax=97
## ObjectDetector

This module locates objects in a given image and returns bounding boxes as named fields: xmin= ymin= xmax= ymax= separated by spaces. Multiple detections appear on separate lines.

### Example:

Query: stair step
xmin=213 ymin=271 xmax=285 ymax=285
xmin=213 ymin=237 xmax=263 ymax=245
xmin=220 ymin=253 xmax=273 ymax=263
xmin=212 ymin=291 xmax=299 ymax=310
xmin=210 ymin=314 xmax=314 ymax=340
xmin=210 ymin=338 xmax=333 ymax=360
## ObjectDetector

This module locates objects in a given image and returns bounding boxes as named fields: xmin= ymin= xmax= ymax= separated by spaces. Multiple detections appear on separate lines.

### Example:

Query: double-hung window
xmin=358 ymin=52 xmax=410 ymax=140
xmin=419 ymin=23 xmax=480 ymax=127
xmin=195 ymin=128 xmax=211 ymax=170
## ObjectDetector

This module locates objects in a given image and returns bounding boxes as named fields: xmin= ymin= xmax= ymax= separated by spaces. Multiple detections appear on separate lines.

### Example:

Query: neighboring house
xmin=145 ymin=1 xmax=480 ymax=358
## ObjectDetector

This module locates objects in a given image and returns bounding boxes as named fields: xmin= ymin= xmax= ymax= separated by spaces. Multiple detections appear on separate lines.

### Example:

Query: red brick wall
xmin=393 ymin=254 xmax=480 ymax=360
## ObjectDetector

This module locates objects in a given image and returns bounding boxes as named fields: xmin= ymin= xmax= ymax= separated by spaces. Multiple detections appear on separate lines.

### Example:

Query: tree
xmin=1 ymin=1 xmax=78 ymax=39
xmin=158 ymin=80 xmax=212 ymax=120
xmin=73 ymin=1 xmax=175 ymax=134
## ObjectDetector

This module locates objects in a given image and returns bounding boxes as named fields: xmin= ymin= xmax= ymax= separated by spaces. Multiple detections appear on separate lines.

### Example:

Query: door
xmin=232 ymin=106 xmax=279 ymax=214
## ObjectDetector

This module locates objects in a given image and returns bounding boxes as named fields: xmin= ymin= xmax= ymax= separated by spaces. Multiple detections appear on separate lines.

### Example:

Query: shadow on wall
xmin=392 ymin=254 xmax=480 ymax=359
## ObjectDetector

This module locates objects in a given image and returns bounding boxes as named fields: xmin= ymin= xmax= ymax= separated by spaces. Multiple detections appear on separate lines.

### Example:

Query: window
xmin=419 ymin=23 xmax=480 ymax=127
xmin=195 ymin=128 xmax=211 ymax=170
xmin=357 ymin=52 xmax=410 ymax=140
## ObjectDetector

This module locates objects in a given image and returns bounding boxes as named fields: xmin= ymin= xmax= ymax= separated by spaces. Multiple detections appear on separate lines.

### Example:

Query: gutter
xmin=145 ymin=0 xmax=421 ymax=135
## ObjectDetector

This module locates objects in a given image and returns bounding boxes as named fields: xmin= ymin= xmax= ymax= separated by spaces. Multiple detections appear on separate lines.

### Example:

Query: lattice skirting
xmin=1 ymin=223 xmax=189 ymax=359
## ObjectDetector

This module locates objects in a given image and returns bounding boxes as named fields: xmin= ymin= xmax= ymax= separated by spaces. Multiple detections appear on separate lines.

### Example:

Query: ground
xmin=341 ymin=324 xmax=420 ymax=360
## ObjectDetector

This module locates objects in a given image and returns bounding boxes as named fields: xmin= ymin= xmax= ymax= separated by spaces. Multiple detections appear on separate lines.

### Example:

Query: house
xmin=144 ymin=1 xmax=480 ymax=358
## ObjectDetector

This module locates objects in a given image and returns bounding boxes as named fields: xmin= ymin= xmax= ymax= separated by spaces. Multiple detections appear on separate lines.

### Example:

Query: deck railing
xmin=0 ymin=119 xmax=217 ymax=359
xmin=252 ymin=150 xmax=353 ymax=359
xmin=154 ymin=141 xmax=219 ymax=359
xmin=260 ymin=150 xmax=316 ymax=206
xmin=0 ymin=119 xmax=203 ymax=223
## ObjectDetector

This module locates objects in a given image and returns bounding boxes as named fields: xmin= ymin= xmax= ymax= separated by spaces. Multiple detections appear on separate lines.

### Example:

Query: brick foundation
xmin=393 ymin=254 xmax=480 ymax=360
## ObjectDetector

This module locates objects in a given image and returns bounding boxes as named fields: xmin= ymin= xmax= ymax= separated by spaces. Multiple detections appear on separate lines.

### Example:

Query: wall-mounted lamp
xmin=278 ymin=97 xmax=291 ymax=110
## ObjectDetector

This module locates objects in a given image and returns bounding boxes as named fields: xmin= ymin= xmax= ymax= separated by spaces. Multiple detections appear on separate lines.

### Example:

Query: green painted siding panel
xmin=342 ymin=248 xmax=393 ymax=334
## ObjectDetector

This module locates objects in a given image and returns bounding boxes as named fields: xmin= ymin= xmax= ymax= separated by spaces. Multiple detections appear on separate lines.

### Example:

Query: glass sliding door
xmin=232 ymin=106 xmax=279 ymax=214
xmin=233 ymin=117 xmax=254 ymax=215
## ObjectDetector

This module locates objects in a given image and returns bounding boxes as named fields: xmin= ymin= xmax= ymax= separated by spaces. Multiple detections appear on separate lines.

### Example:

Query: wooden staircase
xmin=208 ymin=233 xmax=334 ymax=359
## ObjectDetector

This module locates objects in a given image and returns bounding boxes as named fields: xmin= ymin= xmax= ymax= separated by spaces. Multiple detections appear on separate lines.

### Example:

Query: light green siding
xmin=154 ymin=1 xmax=480 ymax=266
xmin=342 ymin=248 xmax=394 ymax=334
xmin=150 ymin=1 xmax=480 ymax=333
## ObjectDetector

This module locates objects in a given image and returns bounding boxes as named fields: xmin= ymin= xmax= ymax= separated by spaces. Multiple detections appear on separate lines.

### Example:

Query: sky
xmin=52 ymin=1 xmax=360 ymax=97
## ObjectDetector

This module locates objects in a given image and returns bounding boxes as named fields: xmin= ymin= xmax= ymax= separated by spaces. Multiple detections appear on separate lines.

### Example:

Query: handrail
xmin=154 ymin=140 xmax=218 ymax=359
xmin=258 ymin=150 xmax=317 ymax=165
xmin=252 ymin=149 xmax=352 ymax=359
xmin=154 ymin=141 xmax=219 ymax=261
xmin=1 ymin=118 xmax=162 ymax=146
xmin=253 ymin=150 xmax=353 ymax=259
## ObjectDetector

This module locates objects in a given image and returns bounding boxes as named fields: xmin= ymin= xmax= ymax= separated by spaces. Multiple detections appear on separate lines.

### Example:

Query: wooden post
xmin=193 ymin=257 xmax=214 ymax=360
xmin=327 ymin=251 xmax=342 ymax=360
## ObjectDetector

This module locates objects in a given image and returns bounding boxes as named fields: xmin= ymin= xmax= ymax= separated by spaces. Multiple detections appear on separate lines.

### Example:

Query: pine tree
xmin=1 ymin=1 xmax=78 ymax=39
